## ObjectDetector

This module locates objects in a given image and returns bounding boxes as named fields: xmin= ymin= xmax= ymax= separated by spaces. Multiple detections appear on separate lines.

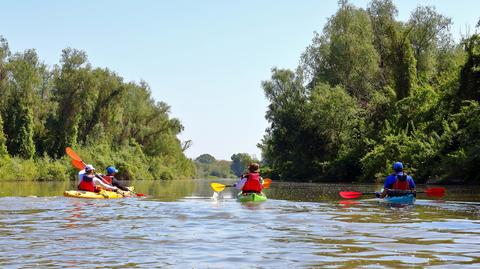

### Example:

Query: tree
xmin=301 ymin=0 xmax=380 ymax=102
xmin=260 ymin=68 xmax=313 ymax=179
xmin=458 ymin=34 xmax=480 ymax=101
xmin=230 ymin=153 xmax=254 ymax=177
xmin=392 ymin=35 xmax=417 ymax=99
xmin=195 ymin=154 xmax=216 ymax=164
xmin=48 ymin=48 xmax=93 ymax=156
xmin=368 ymin=0 xmax=398 ymax=89
xmin=0 ymin=114 xmax=8 ymax=157
xmin=408 ymin=6 xmax=452 ymax=83
xmin=3 ymin=49 xmax=40 ymax=158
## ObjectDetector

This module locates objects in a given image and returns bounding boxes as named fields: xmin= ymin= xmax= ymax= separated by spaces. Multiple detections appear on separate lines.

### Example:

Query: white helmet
xmin=85 ymin=164 xmax=95 ymax=172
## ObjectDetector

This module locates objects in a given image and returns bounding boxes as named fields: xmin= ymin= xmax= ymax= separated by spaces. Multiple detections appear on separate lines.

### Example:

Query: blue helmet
xmin=107 ymin=166 xmax=118 ymax=174
xmin=393 ymin=162 xmax=403 ymax=172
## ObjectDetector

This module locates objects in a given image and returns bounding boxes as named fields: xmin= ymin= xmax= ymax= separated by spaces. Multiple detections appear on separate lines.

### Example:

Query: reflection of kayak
xmin=237 ymin=192 xmax=267 ymax=202
xmin=64 ymin=188 xmax=134 ymax=199
xmin=381 ymin=194 xmax=416 ymax=205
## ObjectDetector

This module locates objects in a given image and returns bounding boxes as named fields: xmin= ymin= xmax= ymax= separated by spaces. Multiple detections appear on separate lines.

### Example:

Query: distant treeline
xmin=260 ymin=0 xmax=480 ymax=183
xmin=194 ymin=153 xmax=259 ymax=179
xmin=0 ymin=37 xmax=194 ymax=180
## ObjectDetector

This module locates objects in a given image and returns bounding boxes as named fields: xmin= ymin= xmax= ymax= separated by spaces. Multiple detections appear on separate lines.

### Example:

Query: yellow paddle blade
xmin=210 ymin=183 xmax=226 ymax=192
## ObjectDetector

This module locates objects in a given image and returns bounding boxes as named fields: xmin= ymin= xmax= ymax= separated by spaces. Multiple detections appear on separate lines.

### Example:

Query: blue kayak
xmin=381 ymin=194 xmax=416 ymax=205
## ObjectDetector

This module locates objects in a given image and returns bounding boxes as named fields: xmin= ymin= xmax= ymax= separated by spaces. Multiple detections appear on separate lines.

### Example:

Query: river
xmin=0 ymin=179 xmax=479 ymax=268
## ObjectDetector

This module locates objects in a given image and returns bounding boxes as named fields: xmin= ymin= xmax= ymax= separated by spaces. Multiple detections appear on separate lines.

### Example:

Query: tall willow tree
xmin=367 ymin=0 xmax=398 ymax=89
xmin=48 ymin=48 xmax=94 ymax=156
xmin=408 ymin=6 xmax=452 ymax=84
xmin=392 ymin=31 xmax=417 ymax=100
xmin=302 ymin=0 xmax=380 ymax=102
xmin=3 ymin=50 xmax=40 ymax=158
xmin=458 ymin=34 xmax=480 ymax=101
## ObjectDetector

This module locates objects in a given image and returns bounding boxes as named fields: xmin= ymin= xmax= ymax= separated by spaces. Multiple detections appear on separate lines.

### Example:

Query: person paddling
xmin=235 ymin=163 xmax=264 ymax=194
xmin=78 ymin=164 xmax=118 ymax=192
xmin=101 ymin=166 xmax=130 ymax=191
xmin=378 ymin=162 xmax=416 ymax=198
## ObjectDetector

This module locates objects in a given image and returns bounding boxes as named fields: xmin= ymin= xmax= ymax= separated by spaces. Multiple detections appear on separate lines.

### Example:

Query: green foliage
xmin=392 ymin=38 xmax=417 ymax=99
xmin=0 ymin=38 xmax=195 ymax=181
xmin=0 ymin=114 xmax=8 ymax=157
xmin=195 ymin=154 xmax=216 ymax=164
xmin=407 ymin=6 xmax=453 ymax=84
xmin=195 ymin=154 xmax=234 ymax=179
xmin=302 ymin=1 xmax=380 ymax=101
xmin=458 ymin=34 xmax=480 ymax=101
xmin=439 ymin=101 xmax=480 ymax=182
xmin=230 ymin=153 xmax=256 ymax=177
xmin=261 ymin=2 xmax=480 ymax=183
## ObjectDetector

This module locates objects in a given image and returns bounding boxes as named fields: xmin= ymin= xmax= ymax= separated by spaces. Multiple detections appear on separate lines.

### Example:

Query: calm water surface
xmin=1 ymin=179 xmax=480 ymax=268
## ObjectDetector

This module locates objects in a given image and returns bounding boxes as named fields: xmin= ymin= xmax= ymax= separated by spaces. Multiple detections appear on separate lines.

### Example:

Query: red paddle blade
xmin=65 ymin=147 xmax=82 ymax=162
xmin=135 ymin=193 xmax=146 ymax=197
xmin=339 ymin=191 xmax=362 ymax=199
xmin=71 ymin=159 xmax=85 ymax=170
xmin=424 ymin=187 xmax=446 ymax=197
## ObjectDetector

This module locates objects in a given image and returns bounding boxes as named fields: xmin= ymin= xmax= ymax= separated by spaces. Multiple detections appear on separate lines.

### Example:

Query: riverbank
xmin=0 ymin=145 xmax=195 ymax=181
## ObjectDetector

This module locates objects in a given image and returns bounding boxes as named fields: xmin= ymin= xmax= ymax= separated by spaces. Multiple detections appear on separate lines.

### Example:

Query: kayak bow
xmin=237 ymin=192 xmax=267 ymax=202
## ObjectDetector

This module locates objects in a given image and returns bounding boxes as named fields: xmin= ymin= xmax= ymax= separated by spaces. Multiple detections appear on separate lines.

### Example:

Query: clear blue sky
xmin=1 ymin=0 xmax=478 ymax=160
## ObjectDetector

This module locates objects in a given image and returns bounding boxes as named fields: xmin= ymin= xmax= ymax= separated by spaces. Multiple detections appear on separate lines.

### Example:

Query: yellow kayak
xmin=64 ymin=187 xmax=134 ymax=199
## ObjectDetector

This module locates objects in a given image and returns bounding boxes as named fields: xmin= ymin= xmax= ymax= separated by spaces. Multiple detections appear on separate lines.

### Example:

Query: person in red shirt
xmin=235 ymin=163 xmax=264 ymax=194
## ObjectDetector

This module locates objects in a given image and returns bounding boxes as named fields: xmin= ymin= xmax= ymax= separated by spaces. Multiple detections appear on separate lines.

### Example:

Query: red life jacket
xmin=102 ymin=175 xmax=113 ymax=184
xmin=392 ymin=175 xmax=410 ymax=190
xmin=242 ymin=172 xmax=262 ymax=193
xmin=78 ymin=174 xmax=96 ymax=192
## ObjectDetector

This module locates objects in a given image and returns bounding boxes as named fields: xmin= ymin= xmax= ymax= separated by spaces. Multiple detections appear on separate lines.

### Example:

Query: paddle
xmin=339 ymin=187 xmax=446 ymax=199
xmin=65 ymin=147 xmax=145 ymax=197
xmin=210 ymin=178 xmax=272 ymax=193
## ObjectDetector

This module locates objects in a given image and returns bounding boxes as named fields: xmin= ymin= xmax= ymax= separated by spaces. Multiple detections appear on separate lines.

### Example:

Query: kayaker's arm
xmin=380 ymin=188 xmax=388 ymax=198
xmin=234 ymin=177 xmax=247 ymax=190
xmin=93 ymin=177 xmax=118 ymax=191
xmin=112 ymin=177 xmax=130 ymax=191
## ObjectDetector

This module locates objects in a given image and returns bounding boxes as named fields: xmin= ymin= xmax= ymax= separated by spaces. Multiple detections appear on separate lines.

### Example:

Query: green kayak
xmin=237 ymin=192 xmax=267 ymax=202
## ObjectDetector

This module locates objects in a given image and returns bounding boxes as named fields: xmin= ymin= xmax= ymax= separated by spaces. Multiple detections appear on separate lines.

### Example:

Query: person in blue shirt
xmin=379 ymin=162 xmax=416 ymax=198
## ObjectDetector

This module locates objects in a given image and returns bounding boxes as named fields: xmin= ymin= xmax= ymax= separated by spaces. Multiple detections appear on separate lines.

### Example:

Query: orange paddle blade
xmin=263 ymin=178 xmax=272 ymax=189
xmin=65 ymin=147 xmax=82 ymax=161
xmin=71 ymin=159 xmax=85 ymax=170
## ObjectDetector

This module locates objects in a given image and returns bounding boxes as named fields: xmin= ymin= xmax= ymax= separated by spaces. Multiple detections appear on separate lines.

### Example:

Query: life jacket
xmin=242 ymin=172 xmax=262 ymax=193
xmin=78 ymin=174 xmax=96 ymax=192
xmin=102 ymin=175 xmax=113 ymax=184
xmin=391 ymin=174 xmax=410 ymax=190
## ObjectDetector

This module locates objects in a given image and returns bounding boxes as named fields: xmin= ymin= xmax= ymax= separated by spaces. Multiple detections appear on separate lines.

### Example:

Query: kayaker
xmin=101 ymin=166 xmax=130 ymax=191
xmin=78 ymin=164 xmax=118 ymax=192
xmin=235 ymin=163 xmax=263 ymax=194
xmin=378 ymin=162 xmax=416 ymax=198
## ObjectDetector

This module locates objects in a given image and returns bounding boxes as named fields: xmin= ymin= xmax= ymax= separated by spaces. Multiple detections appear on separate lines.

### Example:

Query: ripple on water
xmin=0 ymin=189 xmax=480 ymax=268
